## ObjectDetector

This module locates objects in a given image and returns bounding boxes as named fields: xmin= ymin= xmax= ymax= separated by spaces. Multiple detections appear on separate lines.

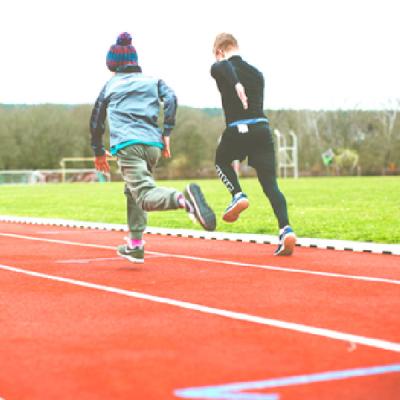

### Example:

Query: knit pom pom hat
xmin=106 ymin=32 xmax=138 ymax=72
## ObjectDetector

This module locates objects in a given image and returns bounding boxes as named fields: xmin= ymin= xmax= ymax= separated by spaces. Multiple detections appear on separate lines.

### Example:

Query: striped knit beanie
xmin=106 ymin=32 xmax=138 ymax=72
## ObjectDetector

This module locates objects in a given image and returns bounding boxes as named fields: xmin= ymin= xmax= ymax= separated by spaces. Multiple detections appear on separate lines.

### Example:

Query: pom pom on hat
xmin=106 ymin=32 xmax=138 ymax=72
xmin=116 ymin=32 xmax=132 ymax=46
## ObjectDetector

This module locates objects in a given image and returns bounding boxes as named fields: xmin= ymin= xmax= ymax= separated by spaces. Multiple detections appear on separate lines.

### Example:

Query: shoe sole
xmin=117 ymin=250 xmax=144 ymax=264
xmin=275 ymin=233 xmax=297 ymax=256
xmin=185 ymin=184 xmax=216 ymax=231
xmin=222 ymin=198 xmax=249 ymax=223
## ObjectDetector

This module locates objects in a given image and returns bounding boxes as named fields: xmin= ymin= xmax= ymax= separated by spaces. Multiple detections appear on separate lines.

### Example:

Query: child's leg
xmin=248 ymin=125 xmax=290 ymax=229
xmin=215 ymin=129 xmax=244 ymax=196
xmin=118 ymin=145 xmax=181 ymax=212
xmin=117 ymin=145 xmax=216 ymax=263
xmin=215 ymin=128 xmax=249 ymax=222
xmin=124 ymin=184 xmax=147 ymax=240
xmin=254 ymin=166 xmax=289 ymax=229
xmin=117 ymin=185 xmax=147 ymax=263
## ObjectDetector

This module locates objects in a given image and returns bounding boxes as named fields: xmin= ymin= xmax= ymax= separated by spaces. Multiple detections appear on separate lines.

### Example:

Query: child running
xmin=90 ymin=32 xmax=216 ymax=263
xmin=211 ymin=33 xmax=296 ymax=255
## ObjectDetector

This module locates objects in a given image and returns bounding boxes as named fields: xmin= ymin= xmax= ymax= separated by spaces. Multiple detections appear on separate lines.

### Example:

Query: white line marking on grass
xmin=1 ymin=263 xmax=400 ymax=353
xmin=1 ymin=232 xmax=400 ymax=286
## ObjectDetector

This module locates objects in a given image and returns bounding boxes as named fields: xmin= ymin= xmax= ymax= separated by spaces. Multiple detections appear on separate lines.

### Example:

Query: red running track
xmin=0 ymin=221 xmax=399 ymax=399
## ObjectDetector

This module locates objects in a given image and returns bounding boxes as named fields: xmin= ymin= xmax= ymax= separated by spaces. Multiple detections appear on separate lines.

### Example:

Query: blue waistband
xmin=111 ymin=140 xmax=163 ymax=155
xmin=228 ymin=118 xmax=269 ymax=128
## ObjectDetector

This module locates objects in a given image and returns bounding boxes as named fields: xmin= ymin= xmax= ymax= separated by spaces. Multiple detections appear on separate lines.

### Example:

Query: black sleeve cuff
xmin=163 ymin=127 xmax=173 ymax=137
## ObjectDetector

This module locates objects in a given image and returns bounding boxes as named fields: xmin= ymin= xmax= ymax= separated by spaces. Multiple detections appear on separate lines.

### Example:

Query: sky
xmin=1 ymin=0 xmax=399 ymax=110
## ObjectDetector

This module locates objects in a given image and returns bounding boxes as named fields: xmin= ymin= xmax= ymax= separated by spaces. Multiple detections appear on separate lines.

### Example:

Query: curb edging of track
xmin=0 ymin=215 xmax=399 ymax=255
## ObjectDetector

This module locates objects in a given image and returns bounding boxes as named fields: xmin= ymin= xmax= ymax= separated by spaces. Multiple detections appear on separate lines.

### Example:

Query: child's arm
xmin=162 ymin=136 xmax=171 ymax=159
xmin=158 ymin=80 xmax=178 ymax=157
xmin=90 ymin=85 xmax=110 ymax=172
xmin=90 ymin=84 xmax=109 ymax=157
xmin=211 ymin=61 xmax=248 ymax=109
xmin=211 ymin=60 xmax=239 ymax=86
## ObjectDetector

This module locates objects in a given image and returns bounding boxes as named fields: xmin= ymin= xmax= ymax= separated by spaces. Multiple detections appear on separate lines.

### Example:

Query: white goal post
xmin=273 ymin=129 xmax=299 ymax=178
xmin=59 ymin=157 xmax=117 ymax=183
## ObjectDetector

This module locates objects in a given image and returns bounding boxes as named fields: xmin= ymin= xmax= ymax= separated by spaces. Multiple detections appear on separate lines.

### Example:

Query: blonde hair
xmin=213 ymin=33 xmax=239 ymax=54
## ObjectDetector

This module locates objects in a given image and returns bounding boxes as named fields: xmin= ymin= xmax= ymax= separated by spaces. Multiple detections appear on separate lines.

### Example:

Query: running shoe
xmin=274 ymin=226 xmax=297 ymax=256
xmin=222 ymin=192 xmax=249 ymax=222
xmin=184 ymin=183 xmax=216 ymax=231
xmin=117 ymin=239 xmax=144 ymax=263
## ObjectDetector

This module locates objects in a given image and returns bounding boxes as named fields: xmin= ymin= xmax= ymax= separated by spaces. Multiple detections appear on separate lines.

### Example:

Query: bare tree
xmin=378 ymin=99 xmax=399 ymax=174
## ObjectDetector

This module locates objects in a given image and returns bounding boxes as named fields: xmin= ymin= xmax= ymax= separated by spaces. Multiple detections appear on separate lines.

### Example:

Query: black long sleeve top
xmin=211 ymin=55 xmax=267 ymax=125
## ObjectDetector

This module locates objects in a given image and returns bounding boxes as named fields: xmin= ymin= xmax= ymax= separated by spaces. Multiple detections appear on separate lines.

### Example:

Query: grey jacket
xmin=90 ymin=65 xmax=177 ymax=156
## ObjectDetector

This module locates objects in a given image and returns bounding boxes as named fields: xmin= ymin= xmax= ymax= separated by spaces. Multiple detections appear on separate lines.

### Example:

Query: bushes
xmin=0 ymin=104 xmax=398 ymax=176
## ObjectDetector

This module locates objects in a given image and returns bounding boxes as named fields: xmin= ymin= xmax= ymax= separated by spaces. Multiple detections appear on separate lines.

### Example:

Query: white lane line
xmin=1 ymin=232 xmax=400 ymax=285
xmin=1 ymin=232 xmax=400 ymax=286
xmin=56 ymin=254 xmax=166 ymax=264
xmin=56 ymin=257 xmax=122 ymax=264
xmin=36 ymin=230 xmax=73 ymax=235
xmin=1 ymin=263 xmax=400 ymax=353
xmin=157 ymin=252 xmax=400 ymax=286
xmin=174 ymin=363 xmax=400 ymax=399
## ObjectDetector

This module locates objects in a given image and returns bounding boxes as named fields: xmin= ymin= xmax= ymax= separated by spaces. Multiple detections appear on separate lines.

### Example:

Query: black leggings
xmin=215 ymin=123 xmax=289 ymax=229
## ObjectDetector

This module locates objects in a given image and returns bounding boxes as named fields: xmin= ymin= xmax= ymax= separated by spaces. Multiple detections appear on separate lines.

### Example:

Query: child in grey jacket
xmin=90 ymin=32 xmax=215 ymax=263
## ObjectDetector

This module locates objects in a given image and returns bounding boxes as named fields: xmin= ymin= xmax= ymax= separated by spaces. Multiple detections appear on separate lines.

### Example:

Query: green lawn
xmin=0 ymin=177 xmax=399 ymax=243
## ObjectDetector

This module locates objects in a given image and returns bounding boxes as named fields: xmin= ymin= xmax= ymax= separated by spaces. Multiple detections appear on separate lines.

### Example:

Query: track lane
xmin=1 ymin=221 xmax=400 ymax=279
xmin=0 ymin=224 xmax=399 ymax=343
xmin=1 ymin=221 xmax=400 ymax=399
xmin=1 ymin=265 xmax=400 ymax=400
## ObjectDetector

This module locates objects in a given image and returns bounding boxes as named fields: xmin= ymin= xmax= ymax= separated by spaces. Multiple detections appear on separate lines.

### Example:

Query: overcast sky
xmin=1 ymin=0 xmax=399 ymax=110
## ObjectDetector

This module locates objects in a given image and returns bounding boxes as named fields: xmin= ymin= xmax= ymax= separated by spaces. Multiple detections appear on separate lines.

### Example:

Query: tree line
xmin=0 ymin=104 xmax=399 ymax=177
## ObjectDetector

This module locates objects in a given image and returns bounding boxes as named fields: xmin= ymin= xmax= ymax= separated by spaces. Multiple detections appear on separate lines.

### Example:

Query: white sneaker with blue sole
xmin=274 ymin=226 xmax=297 ymax=256
xmin=223 ymin=192 xmax=249 ymax=223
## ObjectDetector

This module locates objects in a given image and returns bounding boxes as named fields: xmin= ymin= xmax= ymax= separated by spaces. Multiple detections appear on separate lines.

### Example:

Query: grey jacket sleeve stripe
xmin=90 ymin=84 xmax=109 ymax=156
xmin=158 ymin=80 xmax=178 ymax=136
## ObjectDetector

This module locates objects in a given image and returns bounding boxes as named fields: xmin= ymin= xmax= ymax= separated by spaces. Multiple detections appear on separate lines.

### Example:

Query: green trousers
xmin=117 ymin=144 xmax=181 ymax=240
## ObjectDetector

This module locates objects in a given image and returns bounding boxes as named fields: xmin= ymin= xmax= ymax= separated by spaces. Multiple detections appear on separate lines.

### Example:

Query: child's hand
xmin=235 ymin=82 xmax=248 ymax=110
xmin=162 ymin=136 xmax=171 ymax=158
xmin=94 ymin=154 xmax=110 ymax=173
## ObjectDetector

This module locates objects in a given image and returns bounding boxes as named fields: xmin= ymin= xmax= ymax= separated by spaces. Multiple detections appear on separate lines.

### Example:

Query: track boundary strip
xmin=1 ymin=263 xmax=400 ymax=353
xmin=1 ymin=232 xmax=399 ymax=286
xmin=174 ymin=363 xmax=400 ymax=399
xmin=0 ymin=215 xmax=399 ymax=255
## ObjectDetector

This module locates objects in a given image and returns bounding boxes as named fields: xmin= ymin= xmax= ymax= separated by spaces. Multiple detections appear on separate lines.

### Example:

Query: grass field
xmin=0 ymin=176 xmax=399 ymax=244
